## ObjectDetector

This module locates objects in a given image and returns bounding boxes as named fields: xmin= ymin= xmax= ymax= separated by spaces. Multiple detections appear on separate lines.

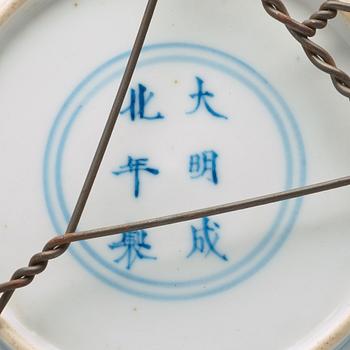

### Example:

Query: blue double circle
xmin=44 ymin=43 xmax=307 ymax=300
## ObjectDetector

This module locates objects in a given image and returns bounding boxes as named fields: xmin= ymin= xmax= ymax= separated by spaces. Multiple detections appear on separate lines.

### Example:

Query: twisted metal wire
xmin=0 ymin=0 xmax=159 ymax=313
xmin=2 ymin=176 xmax=350 ymax=305
xmin=1 ymin=0 xmax=350 ymax=315
xmin=262 ymin=0 xmax=350 ymax=99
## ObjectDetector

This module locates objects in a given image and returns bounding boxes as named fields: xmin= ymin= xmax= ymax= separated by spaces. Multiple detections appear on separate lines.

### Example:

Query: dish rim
xmin=0 ymin=0 xmax=349 ymax=349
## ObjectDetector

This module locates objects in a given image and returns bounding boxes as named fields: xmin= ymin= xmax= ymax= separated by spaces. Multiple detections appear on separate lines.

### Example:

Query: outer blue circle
xmin=44 ymin=43 xmax=307 ymax=300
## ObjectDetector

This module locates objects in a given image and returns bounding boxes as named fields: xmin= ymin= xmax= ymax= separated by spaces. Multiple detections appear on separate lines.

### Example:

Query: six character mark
xmin=109 ymin=76 xmax=229 ymax=268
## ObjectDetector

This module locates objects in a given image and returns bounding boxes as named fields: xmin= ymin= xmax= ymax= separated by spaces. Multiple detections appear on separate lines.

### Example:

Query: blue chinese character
xmin=121 ymin=83 xmax=165 ymax=121
xmin=187 ymin=76 xmax=228 ymax=119
xmin=109 ymin=230 xmax=156 ymax=270
xmin=187 ymin=217 xmax=228 ymax=261
xmin=189 ymin=150 xmax=219 ymax=185
xmin=112 ymin=156 xmax=160 ymax=198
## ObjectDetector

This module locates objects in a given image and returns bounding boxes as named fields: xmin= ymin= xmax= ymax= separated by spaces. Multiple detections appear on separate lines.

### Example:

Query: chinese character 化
xmin=187 ymin=217 xmax=228 ymax=261
xmin=189 ymin=150 xmax=219 ymax=185
xmin=112 ymin=156 xmax=160 ymax=198
xmin=109 ymin=230 xmax=156 ymax=270
xmin=121 ymin=83 xmax=165 ymax=121
xmin=187 ymin=76 xmax=228 ymax=119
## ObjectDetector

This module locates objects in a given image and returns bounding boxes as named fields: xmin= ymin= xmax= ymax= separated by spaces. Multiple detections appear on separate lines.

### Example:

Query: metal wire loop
xmin=262 ymin=0 xmax=350 ymax=99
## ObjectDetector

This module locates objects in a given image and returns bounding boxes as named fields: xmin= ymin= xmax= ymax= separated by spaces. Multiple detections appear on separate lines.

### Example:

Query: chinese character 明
xmin=187 ymin=76 xmax=228 ymax=119
xmin=189 ymin=150 xmax=219 ymax=185
xmin=109 ymin=230 xmax=156 ymax=270
xmin=121 ymin=83 xmax=165 ymax=121
xmin=187 ymin=217 xmax=228 ymax=261
xmin=112 ymin=156 xmax=160 ymax=198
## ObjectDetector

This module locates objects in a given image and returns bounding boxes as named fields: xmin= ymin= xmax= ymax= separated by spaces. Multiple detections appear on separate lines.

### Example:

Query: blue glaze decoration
xmin=43 ymin=42 xmax=307 ymax=300
xmin=109 ymin=230 xmax=157 ymax=270
xmin=189 ymin=150 xmax=219 ymax=185
xmin=187 ymin=76 xmax=228 ymax=119
xmin=121 ymin=83 xmax=165 ymax=121
xmin=112 ymin=156 xmax=160 ymax=198
xmin=187 ymin=217 xmax=228 ymax=261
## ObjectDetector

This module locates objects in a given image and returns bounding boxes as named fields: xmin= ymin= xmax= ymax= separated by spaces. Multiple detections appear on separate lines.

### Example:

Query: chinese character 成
xmin=187 ymin=76 xmax=228 ymax=119
xmin=112 ymin=156 xmax=160 ymax=198
xmin=189 ymin=150 xmax=219 ymax=185
xmin=121 ymin=83 xmax=165 ymax=121
xmin=187 ymin=217 xmax=228 ymax=261
xmin=109 ymin=230 xmax=156 ymax=270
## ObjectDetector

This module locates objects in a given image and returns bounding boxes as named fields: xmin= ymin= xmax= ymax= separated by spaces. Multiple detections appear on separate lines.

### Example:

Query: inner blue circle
xmin=44 ymin=43 xmax=306 ymax=298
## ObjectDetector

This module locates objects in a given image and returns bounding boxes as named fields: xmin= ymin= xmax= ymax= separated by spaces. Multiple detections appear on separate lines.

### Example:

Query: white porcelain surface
xmin=0 ymin=0 xmax=350 ymax=349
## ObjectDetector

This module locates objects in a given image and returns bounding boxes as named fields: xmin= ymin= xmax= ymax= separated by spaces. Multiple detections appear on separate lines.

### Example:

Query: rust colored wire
xmin=1 ymin=0 xmax=350 ymax=315
xmin=0 ymin=0 xmax=159 ymax=313
xmin=262 ymin=0 xmax=350 ymax=99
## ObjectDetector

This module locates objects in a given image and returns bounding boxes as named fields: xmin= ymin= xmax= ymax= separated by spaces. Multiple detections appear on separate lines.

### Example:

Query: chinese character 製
xmin=121 ymin=83 xmax=165 ymax=121
xmin=112 ymin=156 xmax=160 ymax=198
xmin=187 ymin=217 xmax=228 ymax=261
xmin=109 ymin=230 xmax=156 ymax=270
xmin=189 ymin=150 xmax=219 ymax=185
xmin=187 ymin=76 xmax=228 ymax=119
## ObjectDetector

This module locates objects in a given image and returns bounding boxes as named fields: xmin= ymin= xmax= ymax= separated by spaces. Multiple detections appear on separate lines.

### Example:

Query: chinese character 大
xmin=187 ymin=76 xmax=228 ymax=120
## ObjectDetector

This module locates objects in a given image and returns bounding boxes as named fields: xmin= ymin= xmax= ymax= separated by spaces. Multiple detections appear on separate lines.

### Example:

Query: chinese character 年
xmin=113 ymin=156 xmax=160 ymax=198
